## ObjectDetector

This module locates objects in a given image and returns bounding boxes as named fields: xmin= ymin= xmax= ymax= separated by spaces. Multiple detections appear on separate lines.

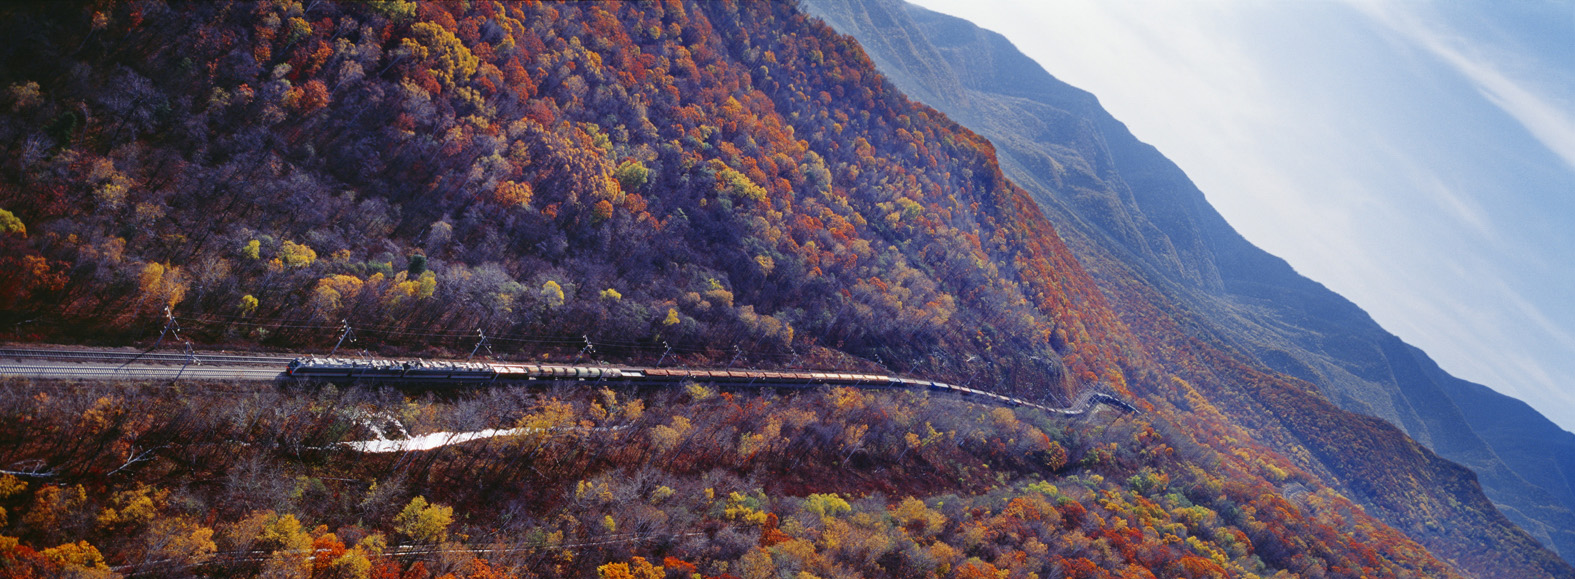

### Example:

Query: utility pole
xmin=725 ymin=345 xmax=742 ymax=369
xmin=655 ymin=340 xmax=673 ymax=367
xmin=468 ymin=328 xmax=492 ymax=361
xmin=572 ymin=335 xmax=594 ymax=365
xmin=962 ymin=354 xmax=982 ymax=389
xmin=118 ymin=307 xmax=180 ymax=371
xmin=171 ymin=336 xmax=199 ymax=384
xmin=329 ymin=320 xmax=355 ymax=357
xmin=158 ymin=307 xmax=178 ymax=347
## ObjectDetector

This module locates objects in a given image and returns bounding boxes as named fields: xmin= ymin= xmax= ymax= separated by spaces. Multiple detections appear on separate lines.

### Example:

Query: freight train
xmin=285 ymin=357 xmax=1136 ymax=415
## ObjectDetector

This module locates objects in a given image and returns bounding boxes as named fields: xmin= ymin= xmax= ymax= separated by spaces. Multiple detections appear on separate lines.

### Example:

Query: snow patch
xmin=343 ymin=428 xmax=530 ymax=453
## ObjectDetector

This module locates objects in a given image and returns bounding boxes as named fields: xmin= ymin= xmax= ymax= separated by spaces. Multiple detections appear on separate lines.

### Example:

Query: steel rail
xmin=0 ymin=347 xmax=298 ymax=366
xmin=0 ymin=364 xmax=283 ymax=380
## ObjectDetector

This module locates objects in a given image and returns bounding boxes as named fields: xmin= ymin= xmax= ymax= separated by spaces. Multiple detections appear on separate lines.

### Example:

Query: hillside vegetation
xmin=0 ymin=1 xmax=1566 ymax=577
xmin=802 ymin=0 xmax=1575 ymax=568
xmin=0 ymin=378 xmax=1463 ymax=579
xmin=0 ymin=0 xmax=1121 ymax=396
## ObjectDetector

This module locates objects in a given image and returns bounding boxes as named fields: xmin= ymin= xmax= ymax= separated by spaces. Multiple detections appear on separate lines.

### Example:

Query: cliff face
xmin=802 ymin=0 xmax=1575 ymax=566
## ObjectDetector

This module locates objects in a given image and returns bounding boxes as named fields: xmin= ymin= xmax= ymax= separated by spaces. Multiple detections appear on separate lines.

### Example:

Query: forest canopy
xmin=0 ymin=1 xmax=1566 ymax=578
xmin=0 ymin=0 xmax=1119 ymax=402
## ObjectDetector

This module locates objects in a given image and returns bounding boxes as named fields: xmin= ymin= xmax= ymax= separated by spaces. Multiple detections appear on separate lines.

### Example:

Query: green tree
xmin=804 ymin=493 xmax=850 ymax=519
xmin=713 ymin=162 xmax=767 ymax=203
xmin=615 ymin=160 xmax=650 ymax=192
xmin=365 ymin=0 xmax=416 ymax=22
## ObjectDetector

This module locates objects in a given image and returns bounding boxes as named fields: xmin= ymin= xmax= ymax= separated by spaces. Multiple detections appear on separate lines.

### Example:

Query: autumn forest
xmin=0 ymin=1 xmax=1567 ymax=578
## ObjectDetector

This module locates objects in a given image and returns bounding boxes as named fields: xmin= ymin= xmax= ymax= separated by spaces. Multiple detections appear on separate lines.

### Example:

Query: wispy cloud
xmin=908 ymin=0 xmax=1575 ymax=431
xmin=1352 ymin=2 xmax=1575 ymax=172
xmin=1378 ymin=140 xmax=1499 ymax=244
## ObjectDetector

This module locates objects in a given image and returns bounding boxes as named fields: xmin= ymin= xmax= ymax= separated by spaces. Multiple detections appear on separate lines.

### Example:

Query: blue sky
xmin=908 ymin=0 xmax=1575 ymax=431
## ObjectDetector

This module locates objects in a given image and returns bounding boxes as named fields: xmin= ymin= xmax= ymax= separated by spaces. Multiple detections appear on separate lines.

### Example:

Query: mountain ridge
xmin=0 ymin=0 xmax=1567 ymax=576
xmin=801 ymin=0 xmax=1575 ymax=562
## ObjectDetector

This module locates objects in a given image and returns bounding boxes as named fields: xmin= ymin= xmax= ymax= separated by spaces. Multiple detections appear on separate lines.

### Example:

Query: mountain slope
xmin=0 ymin=0 xmax=1567 ymax=577
xmin=800 ymin=0 xmax=1575 ymax=560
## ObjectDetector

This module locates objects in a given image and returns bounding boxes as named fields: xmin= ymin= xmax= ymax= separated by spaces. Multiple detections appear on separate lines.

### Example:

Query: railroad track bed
xmin=0 ymin=362 xmax=285 ymax=381
xmin=0 ymin=347 xmax=298 ymax=367
xmin=0 ymin=348 xmax=1137 ymax=416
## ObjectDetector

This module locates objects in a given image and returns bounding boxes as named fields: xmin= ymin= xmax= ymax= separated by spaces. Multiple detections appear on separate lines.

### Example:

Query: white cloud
xmin=1498 ymin=278 xmax=1575 ymax=357
xmin=907 ymin=0 xmax=1575 ymax=430
xmin=1399 ymin=165 xmax=1492 ymax=240
xmin=1350 ymin=2 xmax=1575 ymax=173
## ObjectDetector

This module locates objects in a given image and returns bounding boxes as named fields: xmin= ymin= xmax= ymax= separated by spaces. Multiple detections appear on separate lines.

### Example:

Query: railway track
xmin=0 ymin=347 xmax=299 ymax=366
xmin=0 ymin=347 xmax=1135 ymax=416
xmin=0 ymin=363 xmax=284 ymax=381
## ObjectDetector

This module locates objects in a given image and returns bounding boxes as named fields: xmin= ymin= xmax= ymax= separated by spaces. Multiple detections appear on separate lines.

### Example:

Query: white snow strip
xmin=341 ymin=425 xmax=627 ymax=453
xmin=343 ymin=428 xmax=529 ymax=453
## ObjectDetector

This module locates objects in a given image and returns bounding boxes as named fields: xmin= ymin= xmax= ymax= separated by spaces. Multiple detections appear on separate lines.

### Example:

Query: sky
xmin=908 ymin=0 xmax=1575 ymax=431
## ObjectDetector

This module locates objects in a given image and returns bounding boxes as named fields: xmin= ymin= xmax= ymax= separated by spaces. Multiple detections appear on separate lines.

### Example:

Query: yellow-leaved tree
xmin=311 ymin=274 xmax=364 ymax=317
xmin=279 ymin=240 xmax=316 ymax=268
xmin=0 ymin=208 xmax=24 ymax=237
xmin=393 ymin=496 xmax=452 ymax=544
xmin=407 ymin=22 xmax=478 ymax=89
xmin=137 ymin=262 xmax=188 ymax=311
xmin=540 ymin=280 xmax=565 ymax=308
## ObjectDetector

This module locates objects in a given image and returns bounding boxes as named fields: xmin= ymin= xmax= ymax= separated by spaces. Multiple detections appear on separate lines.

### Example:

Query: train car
xmin=401 ymin=360 xmax=494 ymax=381
xmin=492 ymin=364 xmax=535 ymax=379
xmin=288 ymin=357 xmax=407 ymax=379
xmin=1088 ymin=393 xmax=1139 ymax=414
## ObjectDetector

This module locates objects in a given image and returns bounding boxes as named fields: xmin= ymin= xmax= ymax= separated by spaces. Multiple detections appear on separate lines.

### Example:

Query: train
xmin=285 ymin=356 xmax=1136 ymax=414
xmin=288 ymin=356 xmax=937 ymax=390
